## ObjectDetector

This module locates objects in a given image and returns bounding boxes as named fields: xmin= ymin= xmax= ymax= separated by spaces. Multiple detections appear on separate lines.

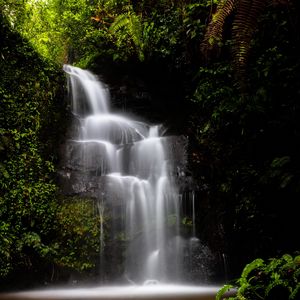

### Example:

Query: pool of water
xmin=0 ymin=285 xmax=225 ymax=300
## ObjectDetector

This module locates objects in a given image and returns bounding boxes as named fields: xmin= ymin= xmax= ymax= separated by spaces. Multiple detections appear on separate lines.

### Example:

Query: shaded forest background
xmin=1 ymin=0 xmax=300 ymax=293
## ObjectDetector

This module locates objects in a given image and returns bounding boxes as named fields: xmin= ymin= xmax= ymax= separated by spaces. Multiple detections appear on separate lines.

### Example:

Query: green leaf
xmin=216 ymin=284 xmax=235 ymax=300
xmin=240 ymin=258 xmax=265 ymax=282
xmin=282 ymin=254 xmax=293 ymax=263
xmin=271 ymin=156 xmax=290 ymax=168
xmin=0 ymin=163 xmax=9 ymax=179
xmin=290 ymin=282 xmax=300 ymax=299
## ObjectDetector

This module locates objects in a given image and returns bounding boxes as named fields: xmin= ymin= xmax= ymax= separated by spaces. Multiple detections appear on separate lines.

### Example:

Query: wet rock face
xmin=58 ymin=134 xmax=193 ymax=203
xmin=58 ymin=170 xmax=105 ymax=197
xmin=63 ymin=141 xmax=113 ymax=173
xmin=90 ymin=59 xmax=188 ymax=129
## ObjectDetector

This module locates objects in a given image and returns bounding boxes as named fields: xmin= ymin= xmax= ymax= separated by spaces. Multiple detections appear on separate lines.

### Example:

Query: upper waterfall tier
xmin=63 ymin=64 xmax=110 ymax=115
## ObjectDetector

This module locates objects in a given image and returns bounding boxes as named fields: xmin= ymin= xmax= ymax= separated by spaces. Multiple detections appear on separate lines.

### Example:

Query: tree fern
xmin=201 ymin=0 xmax=235 ymax=57
xmin=201 ymin=0 xmax=292 ymax=86
xmin=232 ymin=0 xmax=268 ymax=82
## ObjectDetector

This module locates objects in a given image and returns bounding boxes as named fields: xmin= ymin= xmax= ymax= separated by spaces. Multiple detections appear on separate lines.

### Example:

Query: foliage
xmin=1 ymin=0 xmax=214 ymax=66
xmin=0 ymin=14 xmax=102 ymax=285
xmin=109 ymin=9 xmax=145 ymax=61
xmin=0 ymin=0 xmax=213 ymax=284
xmin=91 ymin=0 xmax=187 ymax=63
xmin=0 ymin=13 xmax=61 ymax=279
xmin=1 ymin=0 xmax=300 ymax=288
xmin=217 ymin=254 xmax=300 ymax=300
xmin=201 ymin=0 xmax=235 ymax=55
xmin=53 ymin=197 xmax=102 ymax=272
xmin=2 ymin=0 xmax=101 ymax=65
xmin=189 ymin=0 xmax=300 ymax=277
xmin=201 ymin=0 xmax=294 ymax=84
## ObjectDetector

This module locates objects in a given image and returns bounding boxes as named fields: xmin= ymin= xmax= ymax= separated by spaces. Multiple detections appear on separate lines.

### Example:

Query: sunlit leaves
xmin=2 ymin=0 xmax=210 ymax=65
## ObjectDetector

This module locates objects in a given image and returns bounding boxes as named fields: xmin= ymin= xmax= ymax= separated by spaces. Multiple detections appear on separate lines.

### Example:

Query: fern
xmin=201 ymin=0 xmax=235 ymax=57
xmin=240 ymin=258 xmax=265 ymax=281
xmin=282 ymin=254 xmax=293 ymax=263
xmin=232 ymin=0 xmax=268 ymax=81
xmin=128 ymin=13 xmax=144 ymax=60
xmin=265 ymin=257 xmax=284 ymax=273
xmin=216 ymin=284 xmax=234 ymax=300
xmin=109 ymin=11 xmax=145 ymax=61
xmin=290 ymin=282 xmax=300 ymax=299
xmin=217 ymin=254 xmax=300 ymax=300
xmin=109 ymin=13 xmax=130 ymax=33
xmin=265 ymin=279 xmax=287 ymax=296
xmin=201 ymin=0 xmax=277 ymax=87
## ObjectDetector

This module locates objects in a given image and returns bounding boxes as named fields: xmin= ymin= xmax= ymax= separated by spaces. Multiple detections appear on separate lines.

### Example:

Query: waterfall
xmin=62 ymin=65 xmax=211 ymax=284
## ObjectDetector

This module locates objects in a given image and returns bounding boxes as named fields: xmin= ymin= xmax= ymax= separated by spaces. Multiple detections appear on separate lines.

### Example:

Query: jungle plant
xmin=52 ymin=197 xmax=102 ymax=272
xmin=108 ymin=3 xmax=184 ymax=62
xmin=216 ymin=254 xmax=300 ymax=300
xmin=109 ymin=9 xmax=145 ymax=61
xmin=201 ymin=0 xmax=294 ymax=83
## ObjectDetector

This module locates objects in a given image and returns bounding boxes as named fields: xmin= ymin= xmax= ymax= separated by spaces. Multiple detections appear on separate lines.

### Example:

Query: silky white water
xmin=0 ymin=65 xmax=226 ymax=300
xmin=63 ymin=65 xmax=189 ymax=284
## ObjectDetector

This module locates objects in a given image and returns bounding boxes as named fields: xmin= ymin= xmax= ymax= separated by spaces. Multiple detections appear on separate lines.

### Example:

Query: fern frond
xmin=128 ymin=13 xmax=143 ymax=48
xmin=127 ymin=13 xmax=144 ymax=60
xmin=216 ymin=284 xmax=235 ymax=300
xmin=232 ymin=0 xmax=268 ymax=81
xmin=109 ymin=11 xmax=145 ymax=61
xmin=290 ymin=282 xmax=300 ymax=299
xmin=109 ymin=13 xmax=130 ymax=33
xmin=265 ymin=280 xmax=287 ymax=296
xmin=240 ymin=258 xmax=265 ymax=281
xmin=201 ymin=0 xmax=235 ymax=57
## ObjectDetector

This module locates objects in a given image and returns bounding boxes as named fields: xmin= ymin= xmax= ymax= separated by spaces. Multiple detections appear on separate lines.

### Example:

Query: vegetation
xmin=0 ymin=13 xmax=101 ymax=287
xmin=190 ymin=0 xmax=300 ymax=271
xmin=1 ymin=0 xmax=212 ymax=66
xmin=1 ymin=0 xmax=300 ymax=292
xmin=0 ymin=12 xmax=60 ymax=279
xmin=53 ymin=197 xmax=102 ymax=273
xmin=216 ymin=254 xmax=300 ymax=300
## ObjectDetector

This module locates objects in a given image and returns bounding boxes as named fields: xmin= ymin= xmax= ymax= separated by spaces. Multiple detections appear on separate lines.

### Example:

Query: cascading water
xmin=64 ymin=65 xmax=182 ymax=284
xmin=0 ymin=65 xmax=227 ymax=300
xmin=62 ymin=65 xmax=220 ymax=284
